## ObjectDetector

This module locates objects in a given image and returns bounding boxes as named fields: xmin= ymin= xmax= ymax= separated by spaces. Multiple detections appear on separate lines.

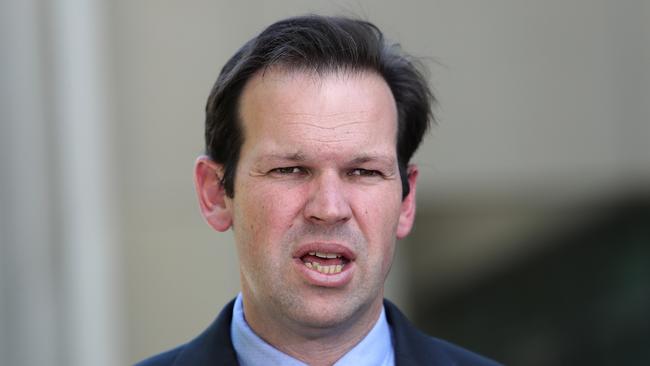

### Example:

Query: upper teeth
xmin=309 ymin=252 xmax=340 ymax=259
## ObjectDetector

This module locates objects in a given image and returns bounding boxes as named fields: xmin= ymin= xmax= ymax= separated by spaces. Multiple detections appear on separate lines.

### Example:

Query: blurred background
xmin=1 ymin=0 xmax=648 ymax=365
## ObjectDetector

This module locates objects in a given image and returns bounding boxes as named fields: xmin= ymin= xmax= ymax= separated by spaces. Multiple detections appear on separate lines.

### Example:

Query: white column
xmin=0 ymin=1 xmax=59 ymax=365
xmin=51 ymin=0 xmax=124 ymax=365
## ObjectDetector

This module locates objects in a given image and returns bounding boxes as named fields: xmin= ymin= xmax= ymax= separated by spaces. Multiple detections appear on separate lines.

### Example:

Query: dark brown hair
xmin=205 ymin=15 xmax=434 ymax=198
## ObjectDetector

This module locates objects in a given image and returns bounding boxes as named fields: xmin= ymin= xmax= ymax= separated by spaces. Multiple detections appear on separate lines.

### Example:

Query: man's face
xmin=217 ymin=69 xmax=417 ymax=333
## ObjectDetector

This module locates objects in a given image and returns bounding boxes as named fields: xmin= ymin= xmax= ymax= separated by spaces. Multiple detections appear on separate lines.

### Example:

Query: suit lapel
xmin=172 ymin=299 xmax=239 ymax=366
xmin=169 ymin=298 xmax=458 ymax=366
xmin=384 ymin=300 xmax=456 ymax=366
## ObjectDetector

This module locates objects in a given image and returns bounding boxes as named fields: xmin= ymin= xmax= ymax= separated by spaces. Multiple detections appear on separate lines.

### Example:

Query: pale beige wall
xmin=3 ymin=1 xmax=648 ymax=365
xmin=110 ymin=1 xmax=650 ymax=363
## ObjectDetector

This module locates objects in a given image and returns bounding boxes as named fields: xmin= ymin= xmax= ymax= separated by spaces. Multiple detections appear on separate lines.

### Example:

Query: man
xmin=137 ymin=15 xmax=500 ymax=366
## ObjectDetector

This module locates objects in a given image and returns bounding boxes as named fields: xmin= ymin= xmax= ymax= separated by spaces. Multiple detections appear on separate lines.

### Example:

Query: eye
xmin=269 ymin=166 xmax=306 ymax=175
xmin=348 ymin=168 xmax=382 ymax=177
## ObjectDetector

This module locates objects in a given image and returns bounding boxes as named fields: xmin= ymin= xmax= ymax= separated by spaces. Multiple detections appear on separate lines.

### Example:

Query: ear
xmin=194 ymin=155 xmax=233 ymax=232
xmin=396 ymin=165 xmax=418 ymax=239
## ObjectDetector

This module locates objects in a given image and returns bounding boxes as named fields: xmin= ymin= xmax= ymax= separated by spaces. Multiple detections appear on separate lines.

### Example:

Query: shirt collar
xmin=230 ymin=293 xmax=394 ymax=366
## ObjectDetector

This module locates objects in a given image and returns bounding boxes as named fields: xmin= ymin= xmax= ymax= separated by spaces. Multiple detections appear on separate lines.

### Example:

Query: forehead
xmin=237 ymin=69 xmax=398 ymax=159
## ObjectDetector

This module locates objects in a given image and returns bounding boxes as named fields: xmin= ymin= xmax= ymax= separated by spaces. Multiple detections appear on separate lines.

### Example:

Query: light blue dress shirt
xmin=231 ymin=293 xmax=395 ymax=366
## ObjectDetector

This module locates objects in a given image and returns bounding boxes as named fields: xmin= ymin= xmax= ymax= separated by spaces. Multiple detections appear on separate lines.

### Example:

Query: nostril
xmin=306 ymin=207 xmax=351 ymax=224
xmin=303 ymin=175 xmax=352 ymax=224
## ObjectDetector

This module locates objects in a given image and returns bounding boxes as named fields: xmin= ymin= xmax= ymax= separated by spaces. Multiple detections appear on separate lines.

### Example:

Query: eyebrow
xmin=260 ymin=153 xmax=395 ymax=164
xmin=261 ymin=152 xmax=307 ymax=162
xmin=347 ymin=154 xmax=396 ymax=166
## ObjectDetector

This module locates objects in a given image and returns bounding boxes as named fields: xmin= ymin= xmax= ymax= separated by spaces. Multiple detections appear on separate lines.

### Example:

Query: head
xmin=195 ymin=15 xmax=434 ymax=348
xmin=205 ymin=15 xmax=433 ymax=200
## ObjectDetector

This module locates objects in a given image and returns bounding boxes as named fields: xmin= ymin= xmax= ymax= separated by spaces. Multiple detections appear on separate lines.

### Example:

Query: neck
xmin=241 ymin=294 xmax=384 ymax=366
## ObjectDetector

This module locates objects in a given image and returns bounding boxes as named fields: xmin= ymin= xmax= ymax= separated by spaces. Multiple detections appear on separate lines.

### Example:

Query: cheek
xmin=236 ymin=182 xmax=304 ymax=244
xmin=354 ymin=187 xmax=402 ymax=230
xmin=352 ymin=188 xmax=402 ymax=257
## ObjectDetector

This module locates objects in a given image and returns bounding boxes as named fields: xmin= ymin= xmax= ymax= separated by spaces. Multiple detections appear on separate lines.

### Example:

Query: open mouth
xmin=300 ymin=252 xmax=350 ymax=274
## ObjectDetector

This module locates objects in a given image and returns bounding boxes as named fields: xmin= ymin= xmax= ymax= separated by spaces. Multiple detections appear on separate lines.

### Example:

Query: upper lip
xmin=292 ymin=242 xmax=356 ymax=261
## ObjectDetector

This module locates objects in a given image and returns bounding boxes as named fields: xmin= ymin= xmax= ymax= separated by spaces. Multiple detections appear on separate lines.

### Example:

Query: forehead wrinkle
xmin=279 ymin=111 xmax=372 ymax=131
xmin=295 ymin=128 xmax=366 ymax=145
xmin=286 ymin=120 xmax=367 ymax=132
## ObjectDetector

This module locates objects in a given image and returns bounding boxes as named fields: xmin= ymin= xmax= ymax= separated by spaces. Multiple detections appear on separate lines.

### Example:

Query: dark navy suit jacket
xmin=135 ymin=299 xmax=501 ymax=366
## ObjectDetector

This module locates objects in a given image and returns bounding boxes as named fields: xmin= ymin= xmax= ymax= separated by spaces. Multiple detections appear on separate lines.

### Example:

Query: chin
xmin=285 ymin=293 xmax=374 ymax=331
xmin=291 ymin=307 xmax=354 ymax=330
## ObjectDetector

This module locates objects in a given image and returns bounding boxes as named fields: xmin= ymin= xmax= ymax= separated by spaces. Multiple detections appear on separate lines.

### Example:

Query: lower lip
xmin=293 ymin=258 xmax=355 ymax=288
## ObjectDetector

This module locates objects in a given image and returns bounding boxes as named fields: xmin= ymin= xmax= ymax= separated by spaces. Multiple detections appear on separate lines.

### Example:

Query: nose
xmin=303 ymin=171 xmax=352 ymax=225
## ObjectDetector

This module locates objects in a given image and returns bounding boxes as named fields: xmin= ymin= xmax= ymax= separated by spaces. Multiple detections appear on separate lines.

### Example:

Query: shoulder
xmin=423 ymin=337 xmax=501 ymax=366
xmin=132 ymin=299 xmax=239 ymax=366
xmin=134 ymin=345 xmax=185 ymax=366
xmin=384 ymin=300 xmax=501 ymax=366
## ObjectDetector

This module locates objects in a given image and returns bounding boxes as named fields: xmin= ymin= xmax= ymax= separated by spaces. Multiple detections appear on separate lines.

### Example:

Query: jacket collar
xmin=383 ymin=299 xmax=456 ymax=366
xmin=171 ymin=298 xmax=456 ymax=366
xmin=172 ymin=299 xmax=239 ymax=366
